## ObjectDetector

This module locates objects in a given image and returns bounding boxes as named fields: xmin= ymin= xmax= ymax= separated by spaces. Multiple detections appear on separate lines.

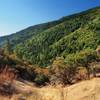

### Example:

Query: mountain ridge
xmin=0 ymin=6 xmax=100 ymax=43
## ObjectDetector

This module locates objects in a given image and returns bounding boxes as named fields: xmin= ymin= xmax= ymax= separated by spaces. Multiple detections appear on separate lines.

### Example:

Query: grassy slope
xmin=1 ymin=78 xmax=100 ymax=100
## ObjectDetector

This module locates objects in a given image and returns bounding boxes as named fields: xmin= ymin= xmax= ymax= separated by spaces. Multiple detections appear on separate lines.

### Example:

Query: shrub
xmin=65 ymin=48 xmax=97 ymax=79
xmin=0 ymin=66 xmax=16 ymax=95
xmin=76 ymin=67 xmax=88 ymax=80
xmin=62 ymin=65 xmax=77 ymax=84
xmin=34 ymin=73 xmax=48 ymax=86
xmin=49 ymin=57 xmax=77 ymax=85
xmin=0 ymin=66 xmax=17 ymax=84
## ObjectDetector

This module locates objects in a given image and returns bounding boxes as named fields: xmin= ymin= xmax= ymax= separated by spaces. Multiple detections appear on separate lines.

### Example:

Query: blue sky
xmin=0 ymin=0 xmax=100 ymax=36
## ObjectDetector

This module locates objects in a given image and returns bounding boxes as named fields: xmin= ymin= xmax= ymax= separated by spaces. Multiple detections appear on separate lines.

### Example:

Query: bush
xmin=65 ymin=48 xmax=97 ymax=79
xmin=34 ymin=74 xmax=48 ymax=86
xmin=49 ymin=57 xmax=66 ymax=85
xmin=49 ymin=57 xmax=77 ymax=85
xmin=0 ymin=66 xmax=16 ymax=95
xmin=76 ymin=67 xmax=88 ymax=80
xmin=62 ymin=65 xmax=77 ymax=84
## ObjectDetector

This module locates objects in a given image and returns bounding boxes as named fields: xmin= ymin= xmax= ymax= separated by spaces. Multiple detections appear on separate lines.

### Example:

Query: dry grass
xmin=0 ymin=78 xmax=100 ymax=100
xmin=0 ymin=66 xmax=100 ymax=100
xmin=29 ymin=78 xmax=100 ymax=100
xmin=0 ymin=66 xmax=16 ymax=96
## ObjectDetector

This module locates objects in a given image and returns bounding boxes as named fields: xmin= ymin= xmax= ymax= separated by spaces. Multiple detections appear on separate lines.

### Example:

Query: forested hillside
xmin=0 ymin=6 xmax=100 ymax=91
xmin=0 ymin=7 xmax=100 ymax=67
xmin=0 ymin=20 xmax=63 ymax=47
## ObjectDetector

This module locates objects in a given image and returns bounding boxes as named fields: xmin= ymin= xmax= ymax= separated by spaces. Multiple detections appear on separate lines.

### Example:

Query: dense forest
xmin=0 ymin=6 xmax=100 ymax=85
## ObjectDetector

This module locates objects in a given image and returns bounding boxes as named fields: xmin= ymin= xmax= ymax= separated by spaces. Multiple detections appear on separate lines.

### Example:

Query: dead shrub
xmin=76 ymin=67 xmax=88 ymax=81
xmin=0 ymin=65 xmax=17 ymax=96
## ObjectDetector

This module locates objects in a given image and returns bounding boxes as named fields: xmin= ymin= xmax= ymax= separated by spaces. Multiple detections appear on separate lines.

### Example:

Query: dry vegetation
xmin=0 ymin=66 xmax=17 ymax=96
xmin=0 ymin=61 xmax=100 ymax=100
xmin=0 ymin=78 xmax=100 ymax=100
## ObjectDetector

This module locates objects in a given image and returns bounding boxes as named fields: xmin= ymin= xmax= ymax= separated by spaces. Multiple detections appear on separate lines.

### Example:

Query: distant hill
xmin=0 ymin=16 xmax=69 ymax=47
xmin=0 ymin=6 xmax=100 ymax=66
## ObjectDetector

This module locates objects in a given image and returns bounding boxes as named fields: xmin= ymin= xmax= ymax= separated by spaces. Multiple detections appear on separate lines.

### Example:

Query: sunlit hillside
xmin=0 ymin=6 xmax=100 ymax=100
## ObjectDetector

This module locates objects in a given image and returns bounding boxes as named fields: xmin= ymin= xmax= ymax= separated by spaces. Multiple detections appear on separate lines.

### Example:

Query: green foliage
xmin=0 ymin=7 xmax=100 ymax=85
xmin=49 ymin=57 xmax=77 ymax=85
xmin=65 ymin=48 xmax=98 ymax=79
xmin=49 ymin=48 xmax=98 ymax=85
xmin=65 ymin=48 xmax=97 ymax=66
xmin=3 ymin=39 xmax=12 ymax=55
xmin=35 ymin=73 xmax=48 ymax=85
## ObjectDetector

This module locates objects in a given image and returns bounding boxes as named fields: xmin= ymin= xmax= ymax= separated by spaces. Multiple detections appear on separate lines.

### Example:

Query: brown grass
xmin=0 ymin=66 xmax=17 ymax=96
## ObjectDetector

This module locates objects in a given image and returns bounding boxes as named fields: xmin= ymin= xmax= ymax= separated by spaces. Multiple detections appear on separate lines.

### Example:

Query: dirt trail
xmin=0 ymin=78 xmax=100 ymax=100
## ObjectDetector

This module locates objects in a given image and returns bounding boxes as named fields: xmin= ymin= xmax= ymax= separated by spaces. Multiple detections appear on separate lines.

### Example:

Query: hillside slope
xmin=0 ymin=20 xmax=62 ymax=47
xmin=14 ymin=7 xmax=100 ymax=66
xmin=1 ymin=78 xmax=100 ymax=100
xmin=0 ymin=6 xmax=100 ymax=66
